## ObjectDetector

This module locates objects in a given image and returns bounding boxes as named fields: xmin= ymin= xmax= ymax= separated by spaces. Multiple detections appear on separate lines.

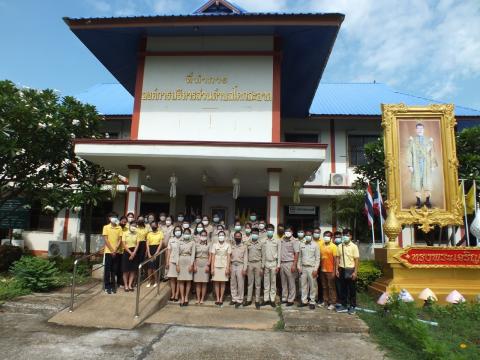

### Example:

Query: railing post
xmin=135 ymin=264 xmax=142 ymax=318
xmin=69 ymin=259 xmax=78 ymax=312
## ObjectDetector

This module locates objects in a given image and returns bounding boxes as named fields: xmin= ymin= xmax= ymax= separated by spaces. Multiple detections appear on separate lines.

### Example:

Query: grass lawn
xmin=357 ymin=291 xmax=480 ymax=360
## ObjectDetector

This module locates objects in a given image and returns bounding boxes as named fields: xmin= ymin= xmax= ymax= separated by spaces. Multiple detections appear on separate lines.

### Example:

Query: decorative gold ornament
xmin=384 ymin=207 xmax=402 ymax=248
xmin=381 ymin=103 xmax=463 ymax=233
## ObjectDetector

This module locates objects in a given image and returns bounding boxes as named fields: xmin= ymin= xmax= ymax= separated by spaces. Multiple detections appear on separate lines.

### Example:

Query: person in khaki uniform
xmin=298 ymin=230 xmax=320 ymax=309
xmin=257 ymin=220 xmax=268 ymax=243
xmin=230 ymin=231 xmax=248 ymax=308
xmin=211 ymin=230 xmax=231 ymax=306
xmin=262 ymin=224 xmax=281 ymax=307
xmin=280 ymin=226 xmax=299 ymax=306
xmin=245 ymin=228 xmax=263 ymax=309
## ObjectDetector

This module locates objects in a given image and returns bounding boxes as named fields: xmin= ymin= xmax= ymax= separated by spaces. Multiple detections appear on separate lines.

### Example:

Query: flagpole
xmin=474 ymin=179 xmax=478 ymax=246
xmin=462 ymin=179 xmax=470 ymax=246
xmin=377 ymin=181 xmax=385 ymax=245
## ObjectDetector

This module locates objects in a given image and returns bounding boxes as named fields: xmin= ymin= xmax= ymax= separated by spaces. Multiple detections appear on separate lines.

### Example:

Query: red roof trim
xmin=74 ymin=139 xmax=328 ymax=149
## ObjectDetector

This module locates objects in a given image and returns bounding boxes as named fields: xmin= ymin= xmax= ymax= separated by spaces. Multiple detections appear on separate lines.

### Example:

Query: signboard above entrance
xmin=288 ymin=206 xmax=316 ymax=215
xmin=138 ymin=50 xmax=274 ymax=142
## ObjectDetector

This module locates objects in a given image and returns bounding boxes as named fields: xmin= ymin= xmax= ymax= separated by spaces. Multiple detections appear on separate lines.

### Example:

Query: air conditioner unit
xmin=48 ymin=241 xmax=73 ymax=258
xmin=330 ymin=173 xmax=348 ymax=186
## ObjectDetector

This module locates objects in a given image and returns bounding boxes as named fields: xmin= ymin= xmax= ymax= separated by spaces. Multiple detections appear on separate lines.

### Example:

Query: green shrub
xmin=10 ymin=256 xmax=60 ymax=292
xmin=0 ymin=245 xmax=23 ymax=273
xmin=49 ymin=256 xmax=89 ymax=276
xmin=0 ymin=277 xmax=31 ymax=301
xmin=357 ymin=260 xmax=382 ymax=291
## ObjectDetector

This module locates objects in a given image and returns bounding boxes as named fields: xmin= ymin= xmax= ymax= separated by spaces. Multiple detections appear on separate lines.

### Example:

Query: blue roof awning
xmin=309 ymin=83 xmax=480 ymax=117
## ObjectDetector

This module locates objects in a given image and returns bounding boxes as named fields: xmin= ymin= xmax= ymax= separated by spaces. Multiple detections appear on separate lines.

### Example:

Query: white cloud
xmin=150 ymin=0 xmax=186 ymax=14
xmin=86 ymin=0 xmax=111 ymax=13
xmin=309 ymin=0 xmax=480 ymax=102
xmin=235 ymin=0 xmax=289 ymax=12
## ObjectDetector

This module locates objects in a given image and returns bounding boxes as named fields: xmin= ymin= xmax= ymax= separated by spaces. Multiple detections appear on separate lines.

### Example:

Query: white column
xmin=267 ymin=168 xmax=281 ymax=228
xmin=125 ymin=165 xmax=144 ymax=216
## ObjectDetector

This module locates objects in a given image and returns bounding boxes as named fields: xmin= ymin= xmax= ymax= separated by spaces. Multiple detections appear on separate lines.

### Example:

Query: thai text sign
xmin=396 ymin=247 xmax=480 ymax=268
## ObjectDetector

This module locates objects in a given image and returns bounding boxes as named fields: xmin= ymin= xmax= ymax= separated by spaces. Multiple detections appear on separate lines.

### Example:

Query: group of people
xmin=102 ymin=212 xmax=360 ymax=314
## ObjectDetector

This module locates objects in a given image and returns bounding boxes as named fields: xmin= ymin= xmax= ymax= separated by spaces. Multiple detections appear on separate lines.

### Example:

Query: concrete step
xmin=146 ymin=303 xmax=280 ymax=330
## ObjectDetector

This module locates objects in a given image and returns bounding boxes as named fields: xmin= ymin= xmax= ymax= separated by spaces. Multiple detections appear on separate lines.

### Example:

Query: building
xmin=17 ymin=0 xmax=480 ymax=254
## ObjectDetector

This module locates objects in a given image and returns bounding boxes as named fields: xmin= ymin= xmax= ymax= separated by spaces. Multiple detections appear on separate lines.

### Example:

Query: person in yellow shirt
xmin=319 ymin=231 xmax=337 ymax=310
xmin=116 ymin=216 xmax=128 ymax=289
xmin=122 ymin=221 xmax=140 ymax=292
xmin=102 ymin=213 xmax=123 ymax=294
xmin=146 ymin=221 xmax=164 ymax=287
xmin=135 ymin=216 xmax=149 ymax=264
xmin=335 ymin=229 xmax=359 ymax=314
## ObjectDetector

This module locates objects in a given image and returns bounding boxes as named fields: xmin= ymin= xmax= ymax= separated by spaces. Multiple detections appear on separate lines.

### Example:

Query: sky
xmin=0 ymin=0 xmax=479 ymax=109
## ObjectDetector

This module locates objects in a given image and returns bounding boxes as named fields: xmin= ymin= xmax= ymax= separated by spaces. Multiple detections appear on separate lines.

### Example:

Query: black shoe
xmin=111 ymin=288 xmax=117 ymax=294
xmin=255 ymin=302 xmax=260 ymax=309
xmin=244 ymin=301 xmax=252 ymax=307
xmin=106 ymin=289 xmax=112 ymax=294
xmin=184 ymin=301 xmax=189 ymax=307
xmin=416 ymin=197 xmax=422 ymax=209
xmin=179 ymin=303 xmax=183 ymax=307
xmin=235 ymin=303 xmax=241 ymax=309
xmin=270 ymin=302 xmax=276 ymax=308
xmin=309 ymin=304 xmax=316 ymax=310
xmin=297 ymin=303 xmax=306 ymax=308
xmin=425 ymin=197 xmax=432 ymax=209
xmin=229 ymin=300 xmax=235 ymax=306
xmin=286 ymin=302 xmax=294 ymax=307
xmin=262 ymin=301 xmax=270 ymax=307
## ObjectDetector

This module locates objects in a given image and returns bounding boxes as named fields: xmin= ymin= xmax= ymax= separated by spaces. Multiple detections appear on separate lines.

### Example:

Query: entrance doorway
xmin=140 ymin=202 xmax=169 ymax=217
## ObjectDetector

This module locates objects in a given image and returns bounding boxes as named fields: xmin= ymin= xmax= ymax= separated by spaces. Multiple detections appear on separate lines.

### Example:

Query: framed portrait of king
xmin=381 ymin=104 xmax=463 ymax=231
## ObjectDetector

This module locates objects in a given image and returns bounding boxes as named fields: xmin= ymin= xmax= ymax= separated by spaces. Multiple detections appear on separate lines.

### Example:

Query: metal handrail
xmin=135 ymin=247 xmax=167 ymax=318
xmin=69 ymin=251 xmax=104 ymax=312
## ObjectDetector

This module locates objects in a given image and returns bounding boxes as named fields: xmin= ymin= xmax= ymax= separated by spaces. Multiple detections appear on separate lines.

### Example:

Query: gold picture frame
xmin=381 ymin=103 xmax=463 ymax=232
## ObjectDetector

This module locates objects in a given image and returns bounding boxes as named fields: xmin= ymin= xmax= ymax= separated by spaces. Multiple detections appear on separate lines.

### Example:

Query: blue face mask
xmin=252 ymin=234 xmax=259 ymax=241
xmin=342 ymin=236 xmax=350 ymax=243
xmin=334 ymin=238 xmax=342 ymax=245
xmin=267 ymin=230 xmax=274 ymax=237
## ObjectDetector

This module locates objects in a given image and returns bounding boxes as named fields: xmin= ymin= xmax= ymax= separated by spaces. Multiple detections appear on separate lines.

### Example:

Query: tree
xmin=331 ymin=189 xmax=370 ymax=241
xmin=0 ymin=80 xmax=115 ymax=253
xmin=352 ymin=137 xmax=386 ymax=190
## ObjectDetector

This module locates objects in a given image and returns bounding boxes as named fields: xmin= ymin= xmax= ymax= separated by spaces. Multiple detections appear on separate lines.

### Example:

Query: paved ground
xmin=0 ymin=285 xmax=387 ymax=360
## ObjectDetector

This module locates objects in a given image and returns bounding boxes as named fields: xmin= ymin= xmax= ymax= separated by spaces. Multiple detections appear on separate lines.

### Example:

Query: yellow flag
xmin=466 ymin=185 xmax=476 ymax=214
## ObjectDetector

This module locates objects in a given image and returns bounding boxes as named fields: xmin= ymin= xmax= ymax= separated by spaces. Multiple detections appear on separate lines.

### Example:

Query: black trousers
xmin=339 ymin=267 xmax=357 ymax=308
xmin=104 ymin=253 xmax=120 ymax=290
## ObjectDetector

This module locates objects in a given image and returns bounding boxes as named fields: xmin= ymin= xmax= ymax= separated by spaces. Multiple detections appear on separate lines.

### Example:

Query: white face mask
xmin=195 ymin=218 xmax=201 ymax=223
xmin=202 ymin=220 xmax=209 ymax=226
xmin=110 ymin=217 xmax=118 ymax=224
xmin=313 ymin=233 xmax=320 ymax=239
xmin=182 ymin=223 xmax=189 ymax=229
xmin=127 ymin=216 xmax=134 ymax=223
xmin=213 ymin=217 xmax=220 ymax=223
xmin=259 ymin=224 xmax=265 ymax=230
xmin=234 ymin=225 xmax=241 ymax=231
xmin=297 ymin=232 xmax=304 ymax=238
xmin=305 ymin=235 xmax=312 ymax=242
xmin=324 ymin=236 xmax=331 ymax=243
xmin=197 ymin=227 xmax=204 ymax=232
xmin=174 ymin=231 xmax=182 ymax=237
xmin=166 ymin=220 xmax=172 ymax=226
xmin=184 ymin=234 xmax=191 ymax=240
xmin=178 ymin=216 xmax=184 ymax=222
xmin=218 ymin=235 xmax=225 ymax=242
xmin=250 ymin=215 xmax=256 ymax=221
xmin=160 ymin=216 xmax=166 ymax=221
xmin=285 ymin=231 xmax=292 ymax=238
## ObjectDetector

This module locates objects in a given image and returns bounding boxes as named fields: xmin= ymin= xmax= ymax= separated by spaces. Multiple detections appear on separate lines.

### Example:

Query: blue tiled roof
xmin=75 ymin=82 xmax=480 ymax=118
xmin=75 ymin=83 xmax=133 ymax=115
xmin=309 ymin=83 xmax=480 ymax=117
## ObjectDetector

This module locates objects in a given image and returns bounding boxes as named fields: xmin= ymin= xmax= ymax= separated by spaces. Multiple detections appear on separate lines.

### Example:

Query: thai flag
xmin=373 ymin=183 xmax=387 ymax=220
xmin=364 ymin=183 xmax=375 ymax=227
